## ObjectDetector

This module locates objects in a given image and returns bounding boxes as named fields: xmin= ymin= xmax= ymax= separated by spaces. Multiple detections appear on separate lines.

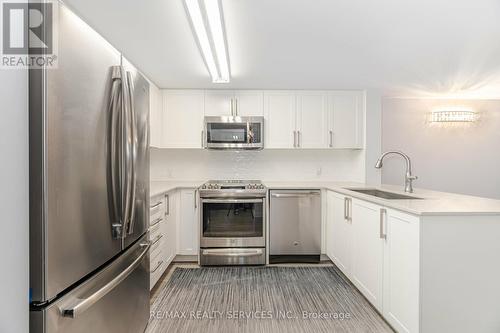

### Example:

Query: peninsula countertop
xmin=150 ymin=180 xmax=500 ymax=216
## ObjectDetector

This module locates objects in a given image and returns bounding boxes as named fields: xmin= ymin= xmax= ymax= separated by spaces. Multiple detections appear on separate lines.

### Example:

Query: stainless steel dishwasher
xmin=269 ymin=190 xmax=321 ymax=263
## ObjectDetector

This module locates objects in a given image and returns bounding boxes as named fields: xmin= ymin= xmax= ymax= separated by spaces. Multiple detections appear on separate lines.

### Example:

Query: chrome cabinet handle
xmin=293 ymin=131 xmax=297 ymax=148
xmin=235 ymin=98 xmax=238 ymax=116
xmin=150 ymin=201 xmax=162 ymax=209
xmin=201 ymin=130 xmax=204 ymax=148
xmin=61 ymin=242 xmax=150 ymax=318
xmin=152 ymin=234 xmax=163 ymax=246
xmin=329 ymin=130 xmax=333 ymax=148
xmin=150 ymin=217 xmax=163 ymax=227
xmin=230 ymin=98 xmax=234 ymax=116
xmin=165 ymin=194 xmax=169 ymax=216
xmin=344 ymin=197 xmax=348 ymax=220
xmin=150 ymin=260 xmax=164 ymax=273
xmin=380 ymin=208 xmax=387 ymax=239
xmin=194 ymin=190 xmax=198 ymax=209
xmin=297 ymin=130 xmax=301 ymax=147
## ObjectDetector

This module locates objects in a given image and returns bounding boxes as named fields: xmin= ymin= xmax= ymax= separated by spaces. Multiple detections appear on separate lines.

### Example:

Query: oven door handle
xmin=202 ymin=249 xmax=264 ymax=257
xmin=201 ymin=198 xmax=264 ymax=204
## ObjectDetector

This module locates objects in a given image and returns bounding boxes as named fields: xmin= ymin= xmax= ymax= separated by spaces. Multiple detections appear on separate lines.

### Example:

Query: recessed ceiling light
xmin=184 ymin=0 xmax=230 ymax=83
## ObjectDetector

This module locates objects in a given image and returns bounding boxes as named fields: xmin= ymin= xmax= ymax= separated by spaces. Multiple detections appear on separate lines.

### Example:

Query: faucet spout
xmin=375 ymin=151 xmax=417 ymax=193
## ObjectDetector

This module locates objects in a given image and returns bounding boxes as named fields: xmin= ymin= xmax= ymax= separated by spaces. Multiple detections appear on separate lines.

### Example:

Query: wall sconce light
xmin=430 ymin=108 xmax=477 ymax=123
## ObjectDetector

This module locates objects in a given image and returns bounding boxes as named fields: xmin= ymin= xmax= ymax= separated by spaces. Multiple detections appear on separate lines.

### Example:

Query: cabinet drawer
xmin=150 ymin=258 xmax=166 ymax=289
xmin=150 ymin=198 xmax=165 ymax=220
xmin=149 ymin=220 xmax=163 ymax=238
xmin=150 ymin=232 xmax=164 ymax=255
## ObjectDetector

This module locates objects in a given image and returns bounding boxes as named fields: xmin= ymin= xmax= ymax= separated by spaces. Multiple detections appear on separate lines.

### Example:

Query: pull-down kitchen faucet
xmin=375 ymin=151 xmax=418 ymax=193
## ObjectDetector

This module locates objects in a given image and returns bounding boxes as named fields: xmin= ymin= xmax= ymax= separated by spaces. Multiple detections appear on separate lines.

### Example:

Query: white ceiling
xmin=65 ymin=0 xmax=500 ymax=97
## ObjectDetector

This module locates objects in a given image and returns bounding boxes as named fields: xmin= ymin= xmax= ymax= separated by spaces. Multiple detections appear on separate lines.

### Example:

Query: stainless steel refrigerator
xmin=29 ymin=3 xmax=151 ymax=332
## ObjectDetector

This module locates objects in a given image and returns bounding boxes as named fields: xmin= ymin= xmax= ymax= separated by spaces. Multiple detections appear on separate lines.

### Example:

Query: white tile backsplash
xmin=151 ymin=148 xmax=366 ymax=182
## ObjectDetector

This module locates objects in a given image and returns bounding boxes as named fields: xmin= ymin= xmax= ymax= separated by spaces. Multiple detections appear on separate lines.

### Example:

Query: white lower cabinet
xmin=326 ymin=190 xmax=419 ymax=332
xmin=326 ymin=191 xmax=353 ymax=276
xmin=176 ymin=189 xmax=199 ymax=255
xmin=382 ymin=208 xmax=420 ymax=333
xmin=351 ymin=198 xmax=384 ymax=310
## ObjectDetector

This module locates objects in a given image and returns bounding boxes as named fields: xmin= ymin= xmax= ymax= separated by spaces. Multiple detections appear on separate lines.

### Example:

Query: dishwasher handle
xmin=271 ymin=191 xmax=320 ymax=198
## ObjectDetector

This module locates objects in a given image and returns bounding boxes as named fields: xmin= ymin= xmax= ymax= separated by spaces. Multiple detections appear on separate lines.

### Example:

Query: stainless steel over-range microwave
xmin=203 ymin=116 xmax=264 ymax=150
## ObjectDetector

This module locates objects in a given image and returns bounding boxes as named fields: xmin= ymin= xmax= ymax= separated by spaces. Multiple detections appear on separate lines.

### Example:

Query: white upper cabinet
xmin=328 ymin=91 xmax=364 ymax=149
xmin=296 ymin=91 xmax=329 ymax=148
xmin=264 ymin=91 xmax=296 ymax=149
xmin=234 ymin=90 xmax=264 ymax=116
xmin=162 ymin=90 xmax=204 ymax=148
xmin=204 ymin=90 xmax=234 ymax=116
xmin=205 ymin=90 xmax=263 ymax=117
xmin=149 ymin=83 xmax=163 ymax=148
xmin=158 ymin=89 xmax=364 ymax=150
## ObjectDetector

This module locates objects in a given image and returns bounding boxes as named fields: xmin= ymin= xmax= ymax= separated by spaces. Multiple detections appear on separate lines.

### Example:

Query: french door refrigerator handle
xmin=109 ymin=66 xmax=123 ymax=239
xmin=60 ymin=242 xmax=151 ymax=318
xmin=126 ymin=71 xmax=138 ymax=235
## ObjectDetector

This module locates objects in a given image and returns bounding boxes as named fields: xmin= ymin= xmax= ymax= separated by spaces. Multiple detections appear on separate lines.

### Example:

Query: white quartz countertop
xmin=150 ymin=180 xmax=500 ymax=216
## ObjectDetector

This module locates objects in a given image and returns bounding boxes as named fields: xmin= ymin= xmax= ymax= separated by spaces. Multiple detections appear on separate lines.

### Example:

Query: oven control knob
xmin=259 ymin=185 xmax=265 ymax=189
xmin=201 ymin=184 xmax=206 ymax=189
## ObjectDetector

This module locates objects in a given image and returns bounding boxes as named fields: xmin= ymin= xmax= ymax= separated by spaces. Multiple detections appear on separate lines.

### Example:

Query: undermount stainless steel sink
xmin=345 ymin=188 xmax=423 ymax=200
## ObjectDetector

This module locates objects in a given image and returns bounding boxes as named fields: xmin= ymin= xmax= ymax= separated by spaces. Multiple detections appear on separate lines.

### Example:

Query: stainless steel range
xmin=199 ymin=180 xmax=267 ymax=266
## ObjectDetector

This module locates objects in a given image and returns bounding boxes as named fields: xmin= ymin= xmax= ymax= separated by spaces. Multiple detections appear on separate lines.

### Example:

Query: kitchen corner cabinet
xmin=204 ymin=90 xmax=263 ymax=117
xmin=162 ymin=90 xmax=204 ymax=148
xmin=176 ymin=189 xmax=199 ymax=255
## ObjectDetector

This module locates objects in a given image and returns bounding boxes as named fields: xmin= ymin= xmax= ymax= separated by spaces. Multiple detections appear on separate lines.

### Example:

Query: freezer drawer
xmin=269 ymin=190 xmax=321 ymax=263
xmin=30 ymin=235 xmax=150 ymax=333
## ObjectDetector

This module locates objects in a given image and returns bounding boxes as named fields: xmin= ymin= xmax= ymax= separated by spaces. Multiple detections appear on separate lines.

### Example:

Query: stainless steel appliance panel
xmin=199 ymin=248 xmax=266 ymax=266
xmin=200 ymin=197 xmax=266 ymax=248
xmin=122 ymin=58 xmax=150 ymax=249
xmin=269 ymin=190 xmax=321 ymax=257
xmin=30 ymin=234 xmax=150 ymax=333
xmin=30 ymin=4 xmax=123 ymax=302
xmin=204 ymin=116 xmax=264 ymax=150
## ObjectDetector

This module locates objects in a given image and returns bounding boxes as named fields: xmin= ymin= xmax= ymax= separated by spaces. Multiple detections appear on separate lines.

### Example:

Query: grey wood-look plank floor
xmin=147 ymin=264 xmax=394 ymax=333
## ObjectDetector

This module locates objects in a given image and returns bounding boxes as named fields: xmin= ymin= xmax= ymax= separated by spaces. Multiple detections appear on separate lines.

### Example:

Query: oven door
xmin=204 ymin=116 xmax=263 ymax=150
xmin=200 ymin=198 xmax=265 ymax=247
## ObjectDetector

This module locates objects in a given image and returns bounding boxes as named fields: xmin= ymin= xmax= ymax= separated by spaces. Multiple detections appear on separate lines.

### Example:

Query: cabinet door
xmin=383 ymin=208 xmax=420 ymax=333
xmin=177 ymin=189 xmax=199 ymax=255
xmin=163 ymin=90 xmax=204 ymax=148
xmin=329 ymin=91 xmax=364 ymax=149
xmin=328 ymin=192 xmax=353 ymax=277
xmin=162 ymin=191 xmax=176 ymax=266
xmin=296 ymin=91 xmax=329 ymax=148
xmin=234 ymin=90 xmax=264 ymax=116
xmin=149 ymin=83 xmax=163 ymax=148
xmin=263 ymin=91 xmax=296 ymax=148
xmin=351 ymin=199 xmax=384 ymax=310
xmin=204 ymin=90 xmax=234 ymax=116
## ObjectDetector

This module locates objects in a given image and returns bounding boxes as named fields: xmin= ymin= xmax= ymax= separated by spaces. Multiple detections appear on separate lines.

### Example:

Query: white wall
xmin=151 ymin=149 xmax=366 ymax=183
xmin=382 ymin=98 xmax=500 ymax=199
xmin=0 ymin=70 xmax=29 ymax=331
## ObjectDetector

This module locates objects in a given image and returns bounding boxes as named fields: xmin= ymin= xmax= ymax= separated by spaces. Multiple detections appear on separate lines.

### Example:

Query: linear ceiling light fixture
xmin=185 ymin=0 xmax=230 ymax=83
